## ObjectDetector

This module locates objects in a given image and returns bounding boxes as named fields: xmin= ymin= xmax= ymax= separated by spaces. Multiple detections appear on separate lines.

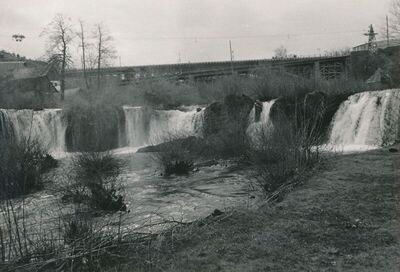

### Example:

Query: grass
xmin=15 ymin=146 xmax=395 ymax=271
xmin=1 ymin=141 xmax=398 ymax=271
xmin=120 ymin=146 xmax=399 ymax=271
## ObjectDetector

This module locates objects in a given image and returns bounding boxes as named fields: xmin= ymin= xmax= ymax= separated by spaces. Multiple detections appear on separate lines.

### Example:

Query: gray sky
xmin=0 ymin=0 xmax=391 ymax=66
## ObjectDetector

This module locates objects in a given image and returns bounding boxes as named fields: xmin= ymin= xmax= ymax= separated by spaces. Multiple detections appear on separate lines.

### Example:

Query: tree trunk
xmin=80 ymin=22 xmax=89 ymax=89
xmin=97 ymin=30 xmax=102 ymax=91
xmin=61 ymin=49 xmax=66 ymax=101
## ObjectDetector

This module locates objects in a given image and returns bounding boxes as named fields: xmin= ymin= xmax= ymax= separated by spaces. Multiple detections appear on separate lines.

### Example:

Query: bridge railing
xmin=65 ymin=53 xmax=350 ymax=76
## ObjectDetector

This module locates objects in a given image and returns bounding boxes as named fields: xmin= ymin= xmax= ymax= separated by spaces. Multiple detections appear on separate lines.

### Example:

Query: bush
xmin=73 ymin=151 xmax=122 ymax=180
xmin=152 ymin=134 xmax=195 ymax=176
xmin=63 ymin=213 xmax=93 ymax=245
xmin=250 ymin=106 xmax=324 ymax=196
xmin=0 ymin=138 xmax=55 ymax=199
xmin=64 ymin=152 xmax=126 ymax=212
xmin=64 ymin=100 xmax=124 ymax=152
xmin=164 ymin=160 xmax=194 ymax=176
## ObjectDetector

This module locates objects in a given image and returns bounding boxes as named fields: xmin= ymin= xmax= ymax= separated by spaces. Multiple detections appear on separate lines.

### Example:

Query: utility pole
xmin=386 ymin=15 xmax=390 ymax=47
xmin=229 ymin=40 xmax=234 ymax=75
xmin=364 ymin=24 xmax=378 ymax=53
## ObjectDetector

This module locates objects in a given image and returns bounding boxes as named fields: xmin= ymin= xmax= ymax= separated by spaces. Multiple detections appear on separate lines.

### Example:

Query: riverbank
xmin=137 ymin=145 xmax=400 ymax=271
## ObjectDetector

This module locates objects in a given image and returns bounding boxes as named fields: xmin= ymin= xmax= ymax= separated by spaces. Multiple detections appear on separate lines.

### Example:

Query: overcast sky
xmin=0 ymin=0 xmax=391 ymax=66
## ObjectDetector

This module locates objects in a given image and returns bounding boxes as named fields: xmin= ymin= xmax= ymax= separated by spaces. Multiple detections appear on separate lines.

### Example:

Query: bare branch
xmin=41 ymin=14 xmax=75 ymax=100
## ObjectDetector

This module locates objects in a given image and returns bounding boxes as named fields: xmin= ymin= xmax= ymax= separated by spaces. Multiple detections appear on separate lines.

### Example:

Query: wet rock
xmin=41 ymin=154 xmax=58 ymax=173
xmin=137 ymin=136 xmax=205 ymax=153
xmin=211 ymin=209 xmax=224 ymax=217
xmin=203 ymin=94 xmax=253 ymax=137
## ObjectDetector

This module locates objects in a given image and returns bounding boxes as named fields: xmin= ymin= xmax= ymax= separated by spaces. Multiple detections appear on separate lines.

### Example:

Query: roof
xmin=0 ymin=60 xmax=57 ymax=80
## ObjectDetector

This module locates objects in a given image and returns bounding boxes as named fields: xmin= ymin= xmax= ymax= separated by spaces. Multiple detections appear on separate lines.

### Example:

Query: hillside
xmin=0 ymin=50 xmax=27 ymax=62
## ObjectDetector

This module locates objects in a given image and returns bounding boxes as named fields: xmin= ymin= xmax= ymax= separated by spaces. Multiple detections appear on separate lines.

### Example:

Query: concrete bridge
xmin=65 ymin=54 xmax=350 ymax=82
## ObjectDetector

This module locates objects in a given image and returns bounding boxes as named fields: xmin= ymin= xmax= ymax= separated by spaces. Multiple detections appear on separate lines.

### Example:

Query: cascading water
xmin=246 ymin=100 xmax=276 ymax=146
xmin=123 ymin=106 xmax=151 ymax=147
xmin=123 ymin=106 xmax=204 ymax=147
xmin=0 ymin=109 xmax=67 ymax=154
xmin=329 ymin=89 xmax=400 ymax=148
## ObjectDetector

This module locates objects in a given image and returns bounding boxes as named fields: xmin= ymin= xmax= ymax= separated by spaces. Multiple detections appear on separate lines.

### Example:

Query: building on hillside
xmin=352 ymin=39 xmax=400 ymax=52
xmin=0 ymin=60 xmax=59 ymax=94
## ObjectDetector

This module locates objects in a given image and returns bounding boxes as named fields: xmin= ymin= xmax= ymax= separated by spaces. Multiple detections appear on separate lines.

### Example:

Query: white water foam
xmin=123 ymin=106 xmax=204 ymax=147
xmin=246 ymin=100 xmax=276 ymax=146
xmin=0 ymin=108 xmax=66 ymax=154
xmin=329 ymin=89 xmax=400 ymax=149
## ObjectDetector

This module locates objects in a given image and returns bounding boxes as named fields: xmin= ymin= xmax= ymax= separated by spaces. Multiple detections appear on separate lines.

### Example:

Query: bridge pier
xmin=314 ymin=61 xmax=321 ymax=81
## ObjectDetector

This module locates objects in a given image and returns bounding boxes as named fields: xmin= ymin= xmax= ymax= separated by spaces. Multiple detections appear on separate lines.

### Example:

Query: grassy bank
xmin=5 ymin=145 xmax=396 ymax=271
xmin=127 ymin=145 xmax=400 ymax=271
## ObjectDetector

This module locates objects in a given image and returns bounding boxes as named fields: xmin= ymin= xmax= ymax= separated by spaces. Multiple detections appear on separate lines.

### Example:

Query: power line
xmin=113 ymin=29 xmax=364 ymax=41
xmin=0 ymin=29 xmax=365 ymax=42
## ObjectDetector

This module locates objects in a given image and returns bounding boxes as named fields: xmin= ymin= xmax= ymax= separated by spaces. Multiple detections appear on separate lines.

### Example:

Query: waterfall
xmin=0 ymin=109 xmax=66 ymax=154
xmin=247 ymin=100 xmax=276 ymax=146
xmin=123 ymin=106 xmax=204 ymax=147
xmin=329 ymin=89 xmax=400 ymax=147
xmin=123 ymin=106 xmax=151 ymax=147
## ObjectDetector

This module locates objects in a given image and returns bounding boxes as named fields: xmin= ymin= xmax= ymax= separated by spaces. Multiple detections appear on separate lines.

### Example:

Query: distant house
xmin=352 ymin=39 xmax=400 ymax=52
xmin=0 ymin=60 xmax=59 ymax=94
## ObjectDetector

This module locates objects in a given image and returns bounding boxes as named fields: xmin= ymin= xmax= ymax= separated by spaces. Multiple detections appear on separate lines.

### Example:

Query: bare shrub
xmin=73 ymin=151 xmax=122 ymax=180
xmin=64 ymin=100 xmax=123 ymax=152
xmin=250 ymin=102 xmax=325 ymax=196
xmin=62 ymin=152 xmax=126 ymax=212
xmin=0 ymin=138 xmax=55 ymax=199
xmin=152 ymin=134 xmax=195 ymax=176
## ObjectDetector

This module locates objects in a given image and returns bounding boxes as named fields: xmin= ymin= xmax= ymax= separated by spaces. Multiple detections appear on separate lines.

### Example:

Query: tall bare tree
xmin=274 ymin=46 xmax=288 ymax=58
xmin=41 ymin=14 xmax=74 ymax=101
xmin=389 ymin=1 xmax=400 ymax=36
xmin=93 ymin=23 xmax=116 ymax=90
xmin=77 ymin=20 xmax=90 ymax=89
